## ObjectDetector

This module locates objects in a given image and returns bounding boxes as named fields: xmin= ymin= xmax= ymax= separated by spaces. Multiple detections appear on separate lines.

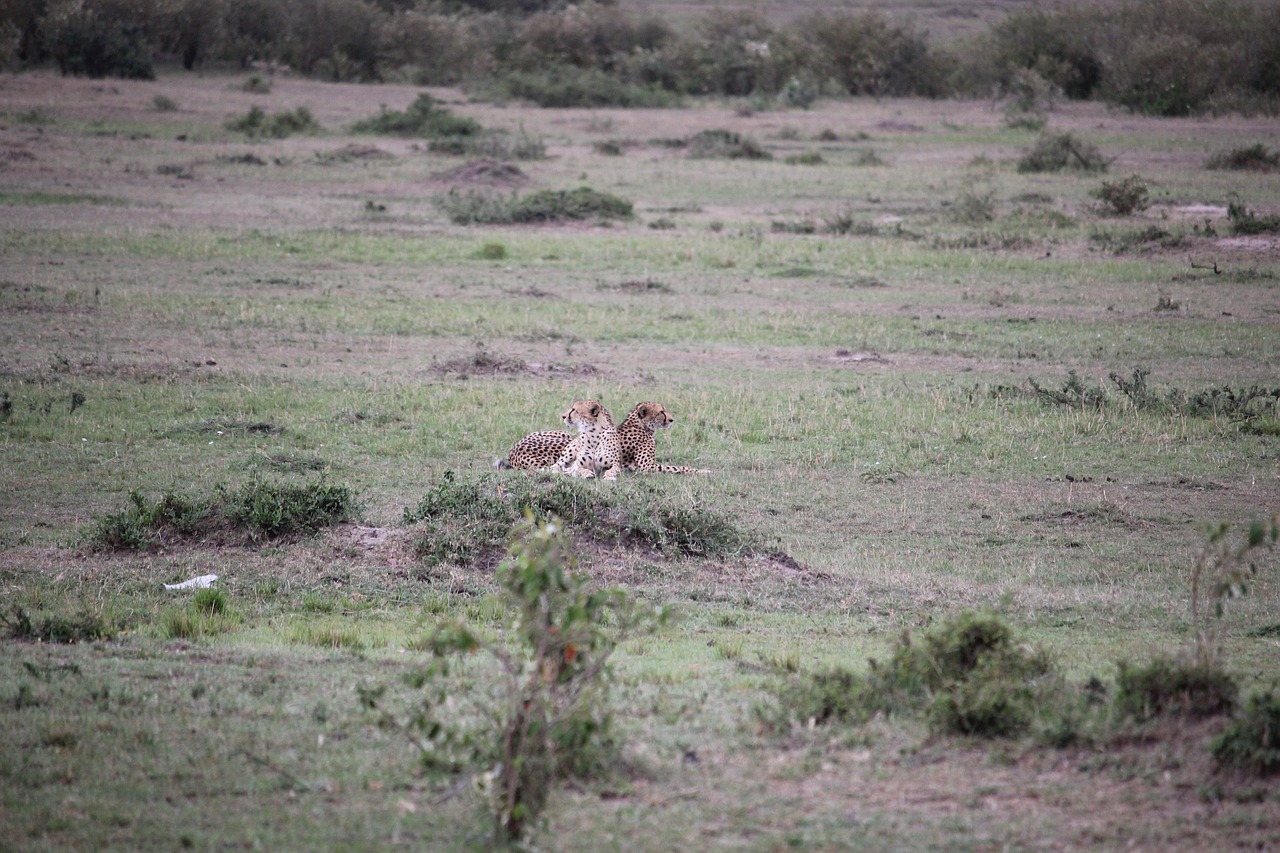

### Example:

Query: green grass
xmin=1 ymin=72 xmax=1278 ymax=852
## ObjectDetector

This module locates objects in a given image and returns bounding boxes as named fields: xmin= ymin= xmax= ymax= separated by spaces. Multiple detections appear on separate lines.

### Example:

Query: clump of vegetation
xmin=491 ymin=65 xmax=679 ymax=108
xmin=351 ymin=93 xmax=480 ymax=139
xmin=1190 ymin=517 xmax=1279 ymax=662
xmin=1017 ymin=131 xmax=1108 ymax=173
xmin=1001 ymin=67 xmax=1058 ymax=129
xmin=784 ymin=151 xmax=824 ymax=166
xmin=429 ymin=128 xmax=547 ymax=161
xmin=88 ymin=481 xmax=356 ymax=550
xmin=161 ymin=587 xmax=241 ymax=640
xmin=1114 ymin=656 xmax=1238 ymax=720
xmin=369 ymin=519 xmax=668 ymax=844
xmin=225 ymin=106 xmax=320 ymax=139
xmin=1206 ymin=144 xmax=1279 ymax=172
xmin=151 ymin=94 xmax=179 ymax=112
xmin=2 ymin=606 xmax=119 ymax=644
xmin=1087 ymin=224 xmax=1181 ymax=253
xmin=1212 ymin=688 xmax=1280 ymax=776
xmin=46 ymin=11 xmax=154 ymax=80
xmin=952 ymin=184 xmax=997 ymax=224
xmin=1028 ymin=369 xmax=1108 ymax=410
xmin=240 ymin=75 xmax=272 ymax=94
xmin=761 ymin=610 xmax=1065 ymax=739
xmin=1092 ymin=175 xmax=1150 ymax=215
xmin=1227 ymin=201 xmax=1280 ymax=235
xmin=434 ymin=187 xmax=633 ymax=225
xmin=403 ymin=472 xmax=751 ymax=567
xmin=687 ymin=129 xmax=772 ymax=160
xmin=221 ymin=480 xmax=357 ymax=539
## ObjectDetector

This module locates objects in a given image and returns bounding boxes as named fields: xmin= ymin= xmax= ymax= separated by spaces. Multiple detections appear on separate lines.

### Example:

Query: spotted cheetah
xmin=552 ymin=399 xmax=622 ymax=480
xmin=496 ymin=401 xmax=707 ymax=474
xmin=617 ymin=401 xmax=710 ymax=474
xmin=494 ymin=429 xmax=572 ymax=471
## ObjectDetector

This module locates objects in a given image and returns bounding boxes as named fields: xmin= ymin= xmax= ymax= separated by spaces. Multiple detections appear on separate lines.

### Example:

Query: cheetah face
xmin=634 ymin=401 xmax=673 ymax=431
xmin=562 ymin=399 xmax=609 ymax=432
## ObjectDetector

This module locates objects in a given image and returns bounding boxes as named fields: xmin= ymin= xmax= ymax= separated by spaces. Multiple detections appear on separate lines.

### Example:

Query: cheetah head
xmin=632 ymin=401 xmax=674 ymax=431
xmin=561 ymin=399 xmax=612 ymax=432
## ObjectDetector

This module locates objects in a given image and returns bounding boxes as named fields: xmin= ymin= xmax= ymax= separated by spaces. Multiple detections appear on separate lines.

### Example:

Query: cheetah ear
xmin=636 ymin=403 xmax=649 ymax=417
xmin=589 ymin=403 xmax=600 ymax=416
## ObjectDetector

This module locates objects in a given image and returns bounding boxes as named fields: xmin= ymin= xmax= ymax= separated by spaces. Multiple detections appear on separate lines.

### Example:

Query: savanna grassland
xmin=1 ymin=66 xmax=1279 ymax=851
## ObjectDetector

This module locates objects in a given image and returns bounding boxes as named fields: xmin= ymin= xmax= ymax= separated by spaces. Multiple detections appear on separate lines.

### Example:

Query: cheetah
xmin=494 ymin=429 xmax=572 ymax=471
xmin=551 ymin=399 xmax=622 ymax=480
xmin=617 ymin=401 xmax=710 ymax=474
xmin=496 ymin=401 xmax=707 ymax=475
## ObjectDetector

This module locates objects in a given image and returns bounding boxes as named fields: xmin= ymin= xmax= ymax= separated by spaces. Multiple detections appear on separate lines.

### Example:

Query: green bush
xmin=225 ymin=106 xmax=320 ymax=139
xmin=88 ymin=481 xmax=356 ymax=550
xmin=972 ymin=6 xmax=1101 ymax=100
xmin=492 ymin=64 xmax=679 ymax=108
xmin=371 ymin=519 xmax=667 ymax=844
xmin=795 ymin=10 xmax=945 ymax=97
xmin=763 ymin=610 xmax=1059 ymax=739
xmin=3 ymin=606 xmax=119 ymax=644
xmin=1114 ymin=656 xmax=1238 ymax=721
xmin=1207 ymin=144 xmax=1280 ymax=171
xmin=403 ymin=472 xmax=751 ymax=567
xmin=351 ymin=93 xmax=481 ymax=138
xmin=1017 ymin=131 xmax=1108 ymax=173
xmin=221 ymin=480 xmax=357 ymax=539
xmin=1092 ymin=175 xmax=1150 ymax=215
xmin=46 ymin=10 xmax=154 ymax=80
xmin=1028 ymin=369 xmax=1108 ymax=410
xmin=1212 ymin=689 xmax=1280 ymax=776
xmin=1228 ymin=201 xmax=1280 ymax=235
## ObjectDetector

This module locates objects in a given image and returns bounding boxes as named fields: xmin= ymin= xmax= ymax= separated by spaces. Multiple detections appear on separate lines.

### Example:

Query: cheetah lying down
xmin=495 ymin=401 xmax=709 ymax=476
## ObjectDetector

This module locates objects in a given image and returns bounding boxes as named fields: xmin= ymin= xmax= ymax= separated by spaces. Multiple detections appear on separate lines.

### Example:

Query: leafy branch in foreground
xmin=1191 ymin=516 xmax=1279 ymax=664
xmin=372 ymin=517 xmax=668 ymax=844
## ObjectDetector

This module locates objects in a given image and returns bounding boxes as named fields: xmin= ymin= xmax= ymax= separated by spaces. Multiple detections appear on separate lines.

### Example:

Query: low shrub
xmin=434 ymin=187 xmax=633 ymax=225
xmin=428 ymin=128 xmax=546 ymax=161
xmin=492 ymin=65 xmax=679 ymax=108
xmin=687 ymin=129 xmax=772 ymax=160
xmin=88 ymin=481 xmax=356 ymax=550
xmin=220 ymin=480 xmax=357 ymax=539
xmin=953 ymin=185 xmax=997 ymax=225
xmin=1114 ymin=655 xmax=1238 ymax=721
xmin=2 ymin=606 xmax=119 ymax=643
xmin=1092 ymin=175 xmax=1150 ymax=215
xmin=1228 ymin=201 xmax=1280 ymax=235
xmin=225 ymin=106 xmax=320 ymax=139
xmin=403 ymin=472 xmax=751 ymax=567
xmin=1212 ymin=689 xmax=1280 ymax=776
xmin=1028 ymin=369 xmax=1108 ymax=410
xmin=371 ymin=519 xmax=668 ymax=844
xmin=1017 ymin=131 xmax=1108 ymax=173
xmin=351 ymin=93 xmax=481 ymax=138
xmin=1206 ymin=144 xmax=1279 ymax=171
xmin=762 ymin=610 xmax=1061 ymax=739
